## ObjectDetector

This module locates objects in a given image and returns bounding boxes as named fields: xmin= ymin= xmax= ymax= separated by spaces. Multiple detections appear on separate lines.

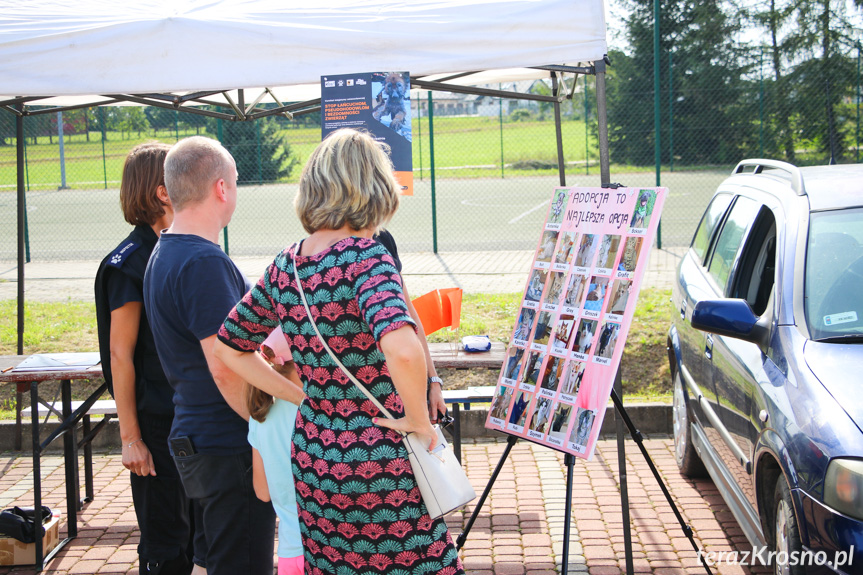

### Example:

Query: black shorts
xmin=173 ymin=448 xmax=276 ymax=575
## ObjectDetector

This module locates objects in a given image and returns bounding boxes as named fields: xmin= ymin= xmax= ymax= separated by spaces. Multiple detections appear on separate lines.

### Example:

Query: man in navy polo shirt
xmin=144 ymin=136 xmax=302 ymax=575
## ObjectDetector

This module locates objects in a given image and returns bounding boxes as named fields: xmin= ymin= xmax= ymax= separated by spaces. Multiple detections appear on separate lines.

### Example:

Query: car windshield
xmin=805 ymin=207 xmax=863 ymax=341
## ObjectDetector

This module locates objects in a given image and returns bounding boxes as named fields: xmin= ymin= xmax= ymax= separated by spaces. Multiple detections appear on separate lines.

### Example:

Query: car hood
xmin=804 ymin=341 xmax=863 ymax=431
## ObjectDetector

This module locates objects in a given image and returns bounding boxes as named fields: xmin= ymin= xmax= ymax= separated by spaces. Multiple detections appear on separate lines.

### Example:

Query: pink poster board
xmin=485 ymin=186 xmax=667 ymax=459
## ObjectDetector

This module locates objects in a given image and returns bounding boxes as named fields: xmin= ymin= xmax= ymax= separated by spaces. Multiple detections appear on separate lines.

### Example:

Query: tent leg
xmin=16 ymin=105 xmax=25 ymax=355
xmin=552 ymin=72 xmax=566 ymax=187
xmin=594 ymin=59 xmax=611 ymax=187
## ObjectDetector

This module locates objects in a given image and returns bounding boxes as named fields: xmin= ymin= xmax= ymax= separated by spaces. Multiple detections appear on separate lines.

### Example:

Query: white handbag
xmin=292 ymin=251 xmax=476 ymax=519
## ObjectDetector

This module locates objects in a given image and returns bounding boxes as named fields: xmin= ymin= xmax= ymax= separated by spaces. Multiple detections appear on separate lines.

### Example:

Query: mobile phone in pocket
xmin=170 ymin=436 xmax=195 ymax=457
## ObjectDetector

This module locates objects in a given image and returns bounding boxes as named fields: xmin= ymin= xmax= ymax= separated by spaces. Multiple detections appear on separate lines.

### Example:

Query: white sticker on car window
xmin=824 ymin=311 xmax=858 ymax=326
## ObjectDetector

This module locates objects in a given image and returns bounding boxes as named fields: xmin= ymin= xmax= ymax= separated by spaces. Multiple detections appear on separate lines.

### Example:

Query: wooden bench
xmin=21 ymin=399 xmax=117 ymax=506
xmin=7 ymin=344 xmax=506 ymax=476
xmin=427 ymin=342 xmax=506 ymax=462
xmin=22 ymin=399 xmax=117 ymax=419
xmin=443 ymin=386 xmax=497 ymax=462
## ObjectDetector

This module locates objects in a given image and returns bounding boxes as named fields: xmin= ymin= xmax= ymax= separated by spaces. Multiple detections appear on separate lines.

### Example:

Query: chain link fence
xmin=2 ymin=16 xmax=860 ymax=263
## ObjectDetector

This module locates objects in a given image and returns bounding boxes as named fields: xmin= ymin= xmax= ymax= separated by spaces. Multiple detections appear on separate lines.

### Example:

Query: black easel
xmin=454 ymin=65 xmax=710 ymax=575
xmin=455 ymin=370 xmax=713 ymax=575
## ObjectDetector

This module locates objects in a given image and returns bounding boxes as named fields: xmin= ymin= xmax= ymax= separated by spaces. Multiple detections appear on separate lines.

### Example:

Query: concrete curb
xmin=0 ymin=402 xmax=671 ymax=453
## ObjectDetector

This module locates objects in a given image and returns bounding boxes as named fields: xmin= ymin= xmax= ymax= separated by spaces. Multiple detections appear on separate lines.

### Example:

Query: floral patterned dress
xmin=218 ymin=237 xmax=464 ymax=575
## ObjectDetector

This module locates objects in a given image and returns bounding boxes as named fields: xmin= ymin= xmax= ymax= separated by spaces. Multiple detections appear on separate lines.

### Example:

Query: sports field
xmin=0 ymin=169 xmax=727 ymax=263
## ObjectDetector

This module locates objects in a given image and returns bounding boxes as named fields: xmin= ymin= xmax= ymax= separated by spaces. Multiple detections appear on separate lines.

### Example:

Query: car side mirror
xmin=691 ymin=298 xmax=771 ymax=353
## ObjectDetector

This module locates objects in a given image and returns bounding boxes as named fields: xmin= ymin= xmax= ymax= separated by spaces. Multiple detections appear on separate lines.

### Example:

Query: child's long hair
xmin=247 ymin=384 xmax=274 ymax=423
xmin=247 ymin=344 xmax=280 ymax=423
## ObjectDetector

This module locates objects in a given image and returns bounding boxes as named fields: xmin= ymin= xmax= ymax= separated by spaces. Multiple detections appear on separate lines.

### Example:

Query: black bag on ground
xmin=0 ymin=506 xmax=51 ymax=543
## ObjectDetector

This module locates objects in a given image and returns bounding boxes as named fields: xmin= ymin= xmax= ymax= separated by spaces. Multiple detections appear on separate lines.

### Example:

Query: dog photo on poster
xmin=321 ymin=71 xmax=413 ymax=195
xmin=486 ymin=186 xmax=667 ymax=459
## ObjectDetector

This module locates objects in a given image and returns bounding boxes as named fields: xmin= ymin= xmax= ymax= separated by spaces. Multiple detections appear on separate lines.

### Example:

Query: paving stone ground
xmin=1 ymin=436 xmax=769 ymax=575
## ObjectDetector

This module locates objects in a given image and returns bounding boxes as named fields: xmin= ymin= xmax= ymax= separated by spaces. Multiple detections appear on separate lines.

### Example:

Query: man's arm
xmin=212 ymin=337 xmax=305 ymax=407
xmin=201 ymin=334 xmax=252 ymax=420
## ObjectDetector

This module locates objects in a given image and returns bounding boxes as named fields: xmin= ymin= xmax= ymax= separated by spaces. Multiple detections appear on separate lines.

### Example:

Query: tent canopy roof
xmin=0 ymin=0 xmax=607 ymax=112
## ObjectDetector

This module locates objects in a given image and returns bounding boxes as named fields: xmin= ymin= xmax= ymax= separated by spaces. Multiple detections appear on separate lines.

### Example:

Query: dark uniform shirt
xmin=95 ymin=225 xmax=174 ymax=416
xmin=374 ymin=229 xmax=402 ymax=272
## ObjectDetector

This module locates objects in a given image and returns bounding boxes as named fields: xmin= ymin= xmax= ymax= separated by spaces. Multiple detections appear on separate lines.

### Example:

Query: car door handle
xmin=680 ymin=299 xmax=687 ymax=320
xmin=704 ymin=334 xmax=713 ymax=360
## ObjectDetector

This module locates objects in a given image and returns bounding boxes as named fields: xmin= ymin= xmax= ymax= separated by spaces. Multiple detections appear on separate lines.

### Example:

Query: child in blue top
xmin=248 ymin=330 xmax=304 ymax=575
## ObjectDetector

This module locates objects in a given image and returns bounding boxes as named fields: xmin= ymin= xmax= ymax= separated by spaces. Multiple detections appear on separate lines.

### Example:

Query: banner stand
xmin=456 ymin=368 xmax=714 ymax=575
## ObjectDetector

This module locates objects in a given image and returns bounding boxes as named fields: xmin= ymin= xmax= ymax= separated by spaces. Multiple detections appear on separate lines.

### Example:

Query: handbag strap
xmin=291 ymin=243 xmax=397 ymax=422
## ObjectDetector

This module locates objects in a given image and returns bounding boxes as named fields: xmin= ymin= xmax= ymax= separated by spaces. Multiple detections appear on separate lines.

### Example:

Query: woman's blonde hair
xmin=295 ymin=129 xmax=400 ymax=234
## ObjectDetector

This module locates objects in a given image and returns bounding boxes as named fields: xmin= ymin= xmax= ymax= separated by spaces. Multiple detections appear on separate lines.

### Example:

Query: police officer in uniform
xmin=95 ymin=143 xmax=195 ymax=575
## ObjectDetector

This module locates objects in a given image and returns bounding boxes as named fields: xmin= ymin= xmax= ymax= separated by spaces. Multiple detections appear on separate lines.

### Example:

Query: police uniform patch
xmin=106 ymin=240 xmax=141 ymax=268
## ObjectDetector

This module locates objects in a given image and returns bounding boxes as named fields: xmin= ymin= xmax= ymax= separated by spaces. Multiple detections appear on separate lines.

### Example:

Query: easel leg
xmin=614 ymin=371 xmax=634 ymax=575
xmin=456 ymin=434 xmax=518 ymax=550
xmin=610 ymin=389 xmax=714 ymax=575
xmin=561 ymin=453 xmax=575 ymax=575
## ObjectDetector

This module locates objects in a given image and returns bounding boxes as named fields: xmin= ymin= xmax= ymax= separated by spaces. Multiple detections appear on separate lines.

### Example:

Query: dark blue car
xmin=668 ymin=160 xmax=863 ymax=574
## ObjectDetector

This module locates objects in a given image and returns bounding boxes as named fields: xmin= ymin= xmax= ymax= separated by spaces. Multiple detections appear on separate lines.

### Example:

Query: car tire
xmin=672 ymin=371 xmax=706 ymax=477
xmin=771 ymin=477 xmax=804 ymax=575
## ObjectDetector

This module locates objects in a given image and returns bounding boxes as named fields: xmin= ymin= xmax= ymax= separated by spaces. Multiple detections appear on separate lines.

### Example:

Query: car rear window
xmin=806 ymin=208 xmax=863 ymax=340
xmin=691 ymin=194 xmax=733 ymax=264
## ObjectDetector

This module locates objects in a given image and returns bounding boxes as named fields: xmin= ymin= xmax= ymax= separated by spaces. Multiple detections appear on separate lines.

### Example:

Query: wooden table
xmin=427 ymin=342 xmax=505 ymax=461
xmin=0 ymin=355 xmax=108 ymax=572
xmin=0 ymin=344 xmax=504 ymax=567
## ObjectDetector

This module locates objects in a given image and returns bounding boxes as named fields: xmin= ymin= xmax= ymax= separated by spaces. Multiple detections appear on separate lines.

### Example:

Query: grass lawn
xmin=0 ymin=289 xmax=673 ymax=418
xmin=1 ymin=116 xmax=601 ymax=189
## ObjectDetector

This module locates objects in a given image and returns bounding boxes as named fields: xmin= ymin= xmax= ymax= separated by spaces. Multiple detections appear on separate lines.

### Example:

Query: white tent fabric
xmin=0 ymin=0 xmax=607 ymax=101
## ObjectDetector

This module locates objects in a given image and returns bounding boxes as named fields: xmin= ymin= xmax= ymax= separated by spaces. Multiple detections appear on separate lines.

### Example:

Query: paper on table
xmin=12 ymin=352 xmax=101 ymax=372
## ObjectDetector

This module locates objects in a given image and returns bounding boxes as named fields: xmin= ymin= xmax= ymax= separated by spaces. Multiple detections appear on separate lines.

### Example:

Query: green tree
xmin=212 ymin=117 xmax=298 ymax=184
xmin=750 ymin=0 xmax=798 ymax=161
xmin=0 ymin=108 xmax=13 ymax=146
xmin=607 ymin=0 xmax=753 ymax=166
xmin=750 ymin=0 xmax=861 ymax=162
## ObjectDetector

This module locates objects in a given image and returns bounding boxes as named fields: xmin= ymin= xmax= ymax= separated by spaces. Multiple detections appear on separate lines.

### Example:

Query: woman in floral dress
xmin=214 ymin=129 xmax=464 ymax=575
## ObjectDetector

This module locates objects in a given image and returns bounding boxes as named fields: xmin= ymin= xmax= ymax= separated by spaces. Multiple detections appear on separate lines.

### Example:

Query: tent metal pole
xmin=552 ymin=72 xmax=566 ymax=187
xmin=594 ymin=59 xmax=611 ymax=186
xmin=16 ymin=104 xmax=25 ymax=354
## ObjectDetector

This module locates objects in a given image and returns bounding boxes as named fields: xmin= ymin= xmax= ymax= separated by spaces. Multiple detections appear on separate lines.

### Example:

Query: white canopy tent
xmin=0 ymin=0 xmax=606 ymax=97
xmin=1 ymin=0 xmax=611 ymax=352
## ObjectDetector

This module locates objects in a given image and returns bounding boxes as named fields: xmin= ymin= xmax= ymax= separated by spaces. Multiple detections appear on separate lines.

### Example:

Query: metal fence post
xmin=428 ymin=91 xmax=438 ymax=254
xmin=58 ymin=111 xmax=68 ymax=190
xmin=216 ymin=118 xmax=229 ymax=253
xmin=653 ymin=0 xmax=662 ymax=251
xmin=499 ymin=83 xmax=505 ymax=179
xmin=653 ymin=0 xmax=661 ymax=189
xmin=256 ymin=120 xmax=263 ymax=184
xmin=174 ymin=110 xmax=179 ymax=141
xmin=668 ymin=51 xmax=674 ymax=172
xmin=759 ymin=47 xmax=764 ymax=158
xmin=585 ymin=75 xmax=589 ymax=175
xmin=416 ymin=99 xmax=423 ymax=181
xmin=100 ymin=107 xmax=108 ymax=189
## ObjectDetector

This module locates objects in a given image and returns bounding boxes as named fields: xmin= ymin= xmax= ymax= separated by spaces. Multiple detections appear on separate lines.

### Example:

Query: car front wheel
xmin=672 ymin=371 xmax=706 ymax=477
xmin=772 ymin=477 xmax=804 ymax=575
